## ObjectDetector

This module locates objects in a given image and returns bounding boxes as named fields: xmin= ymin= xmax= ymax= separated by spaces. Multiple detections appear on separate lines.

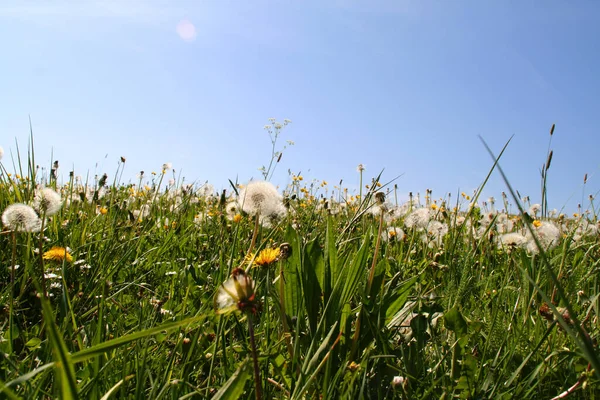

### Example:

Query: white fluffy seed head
xmin=2 ymin=203 xmax=42 ymax=232
xmin=33 ymin=187 xmax=63 ymax=216
xmin=237 ymin=181 xmax=283 ymax=217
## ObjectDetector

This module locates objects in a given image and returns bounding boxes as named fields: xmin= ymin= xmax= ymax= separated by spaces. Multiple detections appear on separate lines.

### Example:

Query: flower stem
xmin=248 ymin=314 xmax=262 ymax=400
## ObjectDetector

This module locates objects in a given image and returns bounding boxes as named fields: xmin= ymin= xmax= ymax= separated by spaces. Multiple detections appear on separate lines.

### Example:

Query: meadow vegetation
xmin=1 ymin=122 xmax=599 ymax=399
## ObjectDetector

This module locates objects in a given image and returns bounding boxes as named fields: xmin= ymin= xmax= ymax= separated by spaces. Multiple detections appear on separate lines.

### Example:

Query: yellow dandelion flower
xmin=98 ymin=207 xmax=108 ymax=215
xmin=430 ymin=204 xmax=438 ymax=210
xmin=253 ymin=247 xmax=281 ymax=267
xmin=233 ymin=214 xmax=242 ymax=223
xmin=43 ymin=247 xmax=73 ymax=263
xmin=533 ymin=219 xmax=542 ymax=228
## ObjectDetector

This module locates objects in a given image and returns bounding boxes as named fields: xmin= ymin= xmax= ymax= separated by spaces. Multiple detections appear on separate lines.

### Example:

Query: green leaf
xmin=444 ymin=307 xmax=468 ymax=337
xmin=211 ymin=359 xmax=251 ymax=400
xmin=303 ymin=239 xmax=324 ymax=333
xmin=40 ymin=295 xmax=78 ymax=399
xmin=284 ymin=224 xmax=302 ymax=318
xmin=71 ymin=314 xmax=207 ymax=364
xmin=25 ymin=337 xmax=42 ymax=350
xmin=385 ymin=275 xmax=418 ymax=325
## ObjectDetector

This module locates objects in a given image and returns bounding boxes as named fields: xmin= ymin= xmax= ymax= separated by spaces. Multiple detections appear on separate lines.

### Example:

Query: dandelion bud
xmin=584 ymin=173 xmax=588 ymax=184
xmin=392 ymin=376 xmax=405 ymax=389
xmin=549 ymin=123 xmax=555 ymax=136
xmin=216 ymin=268 xmax=258 ymax=315
xmin=279 ymin=243 xmax=292 ymax=260
xmin=375 ymin=191 xmax=386 ymax=204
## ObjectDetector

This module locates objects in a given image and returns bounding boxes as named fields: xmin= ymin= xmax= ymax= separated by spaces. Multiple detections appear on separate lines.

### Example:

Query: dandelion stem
xmin=8 ymin=231 xmax=17 ymax=353
xmin=38 ymin=216 xmax=48 ymax=299
xmin=247 ymin=213 xmax=261 ymax=256
xmin=248 ymin=314 xmax=262 ymax=400
xmin=367 ymin=208 xmax=385 ymax=294
xmin=279 ymin=260 xmax=294 ymax=361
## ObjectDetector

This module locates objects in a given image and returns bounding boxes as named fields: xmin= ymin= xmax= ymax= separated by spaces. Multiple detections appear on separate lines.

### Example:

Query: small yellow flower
xmin=43 ymin=247 xmax=73 ymax=263
xmin=252 ymin=247 xmax=281 ymax=267
xmin=533 ymin=220 xmax=542 ymax=228
xmin=389 ymin=229 xmax=397 ymax=238
xmin=98 ymin=207 xmax=108 ymax=215
xmin=233 ymin=214 xmax=242 ymax=223
xmin=430 ymin=204 xmax=438 ymax=210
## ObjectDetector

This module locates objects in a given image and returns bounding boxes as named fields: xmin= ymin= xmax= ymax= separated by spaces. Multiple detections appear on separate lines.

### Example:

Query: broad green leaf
xmin=385 ymin=275 xmax=418 ymax=324
xmin=40 ymin=295 xmax=78 ymax=399
xmin=444 ymin=307 xmax=468 ymax=337
xmin=284 ymin=224 xmax=302 ymax=318
xmin=211 ymin=359 xmax=252 ymax=400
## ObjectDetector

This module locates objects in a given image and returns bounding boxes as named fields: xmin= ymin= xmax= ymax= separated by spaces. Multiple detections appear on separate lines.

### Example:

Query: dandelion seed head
xmin=238 ymin=180 xmax=283 ymax=216
xmin=33 ymin=187 xmax=63 ymax=216
xmin=404 ymin=208 xmax=431 ymax=229
xmin=2 ymin=203 xmax=42 ymax=232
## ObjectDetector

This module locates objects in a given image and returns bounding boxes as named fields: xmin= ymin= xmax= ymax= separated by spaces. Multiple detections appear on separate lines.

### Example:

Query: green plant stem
xmin=248 ymin=314 xmax=262 ymax=400
xmin=8 ymin=231 xmax=17 ymax=354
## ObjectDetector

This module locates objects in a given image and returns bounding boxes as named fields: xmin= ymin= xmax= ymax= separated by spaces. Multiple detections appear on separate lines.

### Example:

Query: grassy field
xmin=1 ymin=129 xmax=600 ymax=399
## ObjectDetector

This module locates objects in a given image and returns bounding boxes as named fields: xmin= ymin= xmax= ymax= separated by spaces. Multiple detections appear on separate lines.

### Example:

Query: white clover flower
xmin=2 ymin=203 xmax=42 ymax=232
xmin=33 ymin=187 xmax=63 ymax=216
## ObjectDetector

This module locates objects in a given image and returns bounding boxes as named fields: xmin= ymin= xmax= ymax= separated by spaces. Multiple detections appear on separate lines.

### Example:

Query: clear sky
xmin=1 ymin=1 xmax=599 ymax=213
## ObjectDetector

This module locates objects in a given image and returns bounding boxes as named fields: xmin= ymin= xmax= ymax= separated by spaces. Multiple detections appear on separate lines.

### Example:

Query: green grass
xmin=1 ymin=128 xmax=600 ymax=399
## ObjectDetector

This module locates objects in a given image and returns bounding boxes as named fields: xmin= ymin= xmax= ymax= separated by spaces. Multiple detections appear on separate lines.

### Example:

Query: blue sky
xmin=1 ymin=0 xmax=599 ymax=213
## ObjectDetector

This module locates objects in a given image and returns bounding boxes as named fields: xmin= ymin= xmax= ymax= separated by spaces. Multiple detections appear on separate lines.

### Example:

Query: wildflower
xmin=237 ymin=180 xmax=284 ymax=217
xmin=357 ymin=164 xmax=365 ymax=172
xmin=162 ymin=162 xmax=173 ymax=171
xmin=43 ymin=247 xmax=73 ymax=263
xmin=532 ymin=219 xmax=542 ymax=228
xmin=2 ymin=203 xmax=42 ymax=232
xmin=252 ymin=247 xmax=281 ymax=267
xmin=216 ymin=268 xmax=258 ymax=314
xmin=33 ymin=187 xmax=63 ymax=216
xmin=347 ymin=362 xmax=360 ymax=372
xmin=233 ymin=214 xmax=242 ymax=223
